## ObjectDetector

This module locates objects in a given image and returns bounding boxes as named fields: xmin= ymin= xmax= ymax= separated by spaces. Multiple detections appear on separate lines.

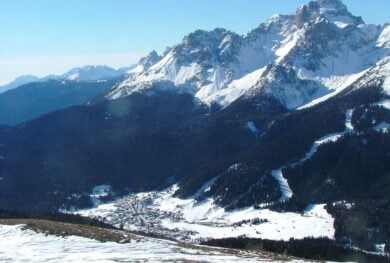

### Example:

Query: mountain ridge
xmin=107 ymin=0 xmax=389 ymax=111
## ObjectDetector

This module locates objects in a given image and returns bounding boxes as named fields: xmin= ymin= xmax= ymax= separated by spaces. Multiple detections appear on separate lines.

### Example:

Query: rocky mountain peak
xmin=246 ymin=14 xmax=295 ymax=41
xmin=256 ymin=64 xmax=329 ymax=109
xmin=182 ymin=28 xmax=234 ymax=46
xmin=295 ymin=0 xmax=363 ymax=28
xmin=262 ymin=64 xmax=297 ymax=84
xmin=317 ymin=0 xmax=347 ymax=11
xmin=172 ymin=28 xmax=241 ymax=65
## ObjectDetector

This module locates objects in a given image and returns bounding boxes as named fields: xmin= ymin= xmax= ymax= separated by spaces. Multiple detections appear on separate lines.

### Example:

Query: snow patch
xmin=345 ymin=109 xmax=354 ymax=131
xmin=127 ymin=64 xmax=145 ymax=74
xmin=246 ymin=121 xmax=259 ymax=134
xmin=203 ymin=66 xmax=267 ymax=107
xmin=195 ymin=67 xmax=228 ymax=101
xmin=271 ymin=169 xmax=293 ymax=201
xmin=90 ymin=184 xmax=112 ymax=206
xmin=275 ymin=32 xmax=300 ymax=62
xmin=383 ymin=76 xmax=390 ymax=95
xmin=174 ymin=63 xmax=200 ymax=85
xmin=374 ymin=121 xmax=390 ymax=133
xmin=160 ymin=205 xmax=334 ymax=241
xmin=326 ymin=15 xmax=356 ymax=28
xmin=333 ymin=200 xmax=355 ymax=210
xmin=228 ymin=163 xmax=241 ymax=172
xmin=302 ymin=109 xmax=353 ymax=161
xmin=333 ymin=21 xmax=350 ymax=29
xmin=91 ymin=184 xmax=111 ymax=197
xmin=375 ymin=244 xmax=386 ymax=253
xmin=376 ymin=99 xmax=390 ymax=110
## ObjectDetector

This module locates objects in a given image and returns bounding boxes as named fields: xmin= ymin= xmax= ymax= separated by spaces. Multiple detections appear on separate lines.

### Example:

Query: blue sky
xmin=0 ymin=0 xmax=389 ymax=85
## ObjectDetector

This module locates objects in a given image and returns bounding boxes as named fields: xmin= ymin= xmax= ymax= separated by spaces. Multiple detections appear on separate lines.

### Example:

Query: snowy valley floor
xmin=72 ymin=184 xmax=335 ymax=243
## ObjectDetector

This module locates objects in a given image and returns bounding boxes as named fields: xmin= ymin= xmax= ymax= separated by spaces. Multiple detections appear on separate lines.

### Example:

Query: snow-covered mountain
xmin=107 ymin=0 xmax=389 ymax=110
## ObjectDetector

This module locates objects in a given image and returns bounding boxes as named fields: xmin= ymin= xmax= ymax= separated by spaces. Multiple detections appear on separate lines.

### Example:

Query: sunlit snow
xmin=73 ymin=181 xmax=334 ymax=243
xmin=0 ymin=224 xmax=303 ymax=262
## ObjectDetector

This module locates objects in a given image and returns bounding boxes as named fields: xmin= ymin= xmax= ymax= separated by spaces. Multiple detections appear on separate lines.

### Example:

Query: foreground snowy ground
xmin=0 ymin=224 xmax=304 ymax=262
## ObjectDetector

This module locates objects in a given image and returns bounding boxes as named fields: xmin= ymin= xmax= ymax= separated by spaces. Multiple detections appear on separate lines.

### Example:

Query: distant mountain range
xmin=0 ymin=65 xmax=137 ymax=125
xmin=0 ymin=75 xmax=42 ymax=94
xmin=0 ymin=0 xmax=388 ymax=255
xmin=0 ymin=65 xmax=135 ymax=94
xmin=0 ymin=77 xmax=124 ymax=125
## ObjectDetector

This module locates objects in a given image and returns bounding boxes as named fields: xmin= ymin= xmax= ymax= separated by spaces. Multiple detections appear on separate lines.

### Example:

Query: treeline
xmin=329 ymin=199 xmax=390 ymax=252
xmin=202 ymin=237 xmax=390 ymax=263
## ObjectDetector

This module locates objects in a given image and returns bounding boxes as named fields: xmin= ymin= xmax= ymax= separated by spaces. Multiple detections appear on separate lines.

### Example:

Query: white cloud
xmin=0 ymin=52 xmax=145 ymax=85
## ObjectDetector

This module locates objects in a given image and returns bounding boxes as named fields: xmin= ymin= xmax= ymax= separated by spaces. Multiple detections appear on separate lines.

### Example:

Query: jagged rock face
xmin=285 ymin=0 xmax=384 ymax=76
xmin=285 ymin=20 xmax=344 ymax=72
xmin=138 ymin=51 xmax=161 ymax=69
xmin=107 ymin=29 xmax=246 ymax=100
xmin=249 ymin=64 xmax=329 ymax=109
xmin=285 ymin=21 xmax=384 ymax=76
xmin=173 ymin=29 xmax=241 ymax=66
xmin=295 ymin=4 xmax=310 ymax=29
